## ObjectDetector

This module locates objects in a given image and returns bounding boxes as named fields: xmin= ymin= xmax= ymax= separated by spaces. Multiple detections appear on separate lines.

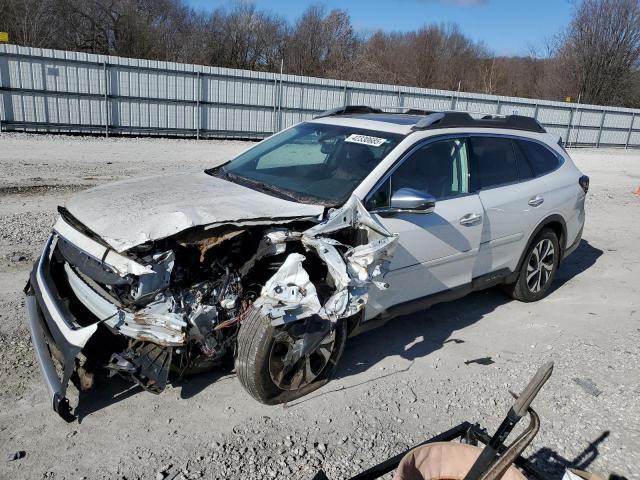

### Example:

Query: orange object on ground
xmin=633 ymin=185 xmax=640 ymax=195
xmin=393 ymin=442 xmax=526 ymax=480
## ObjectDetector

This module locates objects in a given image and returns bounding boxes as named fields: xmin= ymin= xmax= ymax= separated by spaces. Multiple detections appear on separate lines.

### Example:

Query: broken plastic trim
xmin=64 ymin=263 xmax=187 ymax=346
xmin=254 ymin=195 xmax=398 ymax=325
xmin=54 ymin=216 xmax=154 ymax=276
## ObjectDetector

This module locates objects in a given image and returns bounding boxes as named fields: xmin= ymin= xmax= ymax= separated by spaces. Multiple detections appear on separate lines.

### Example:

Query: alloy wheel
xmin=268 ymin=329 xmax=336 ymax=391
xmin=526 ymin=238 xmax=555 ymax=293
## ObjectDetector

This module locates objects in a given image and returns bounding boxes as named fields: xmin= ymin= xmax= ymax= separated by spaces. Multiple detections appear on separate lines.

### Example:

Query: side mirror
xmin=389 ymin=188 xmax=436 ymax=213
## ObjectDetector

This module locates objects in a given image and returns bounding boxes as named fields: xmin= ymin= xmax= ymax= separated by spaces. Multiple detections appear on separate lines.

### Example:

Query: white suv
xmin=25 ymin=107 xmax=588 ymax=420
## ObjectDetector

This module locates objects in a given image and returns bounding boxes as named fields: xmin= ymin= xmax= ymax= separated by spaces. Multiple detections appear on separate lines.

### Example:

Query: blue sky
xmin=185 ymin=0 xmax=575 ymax=56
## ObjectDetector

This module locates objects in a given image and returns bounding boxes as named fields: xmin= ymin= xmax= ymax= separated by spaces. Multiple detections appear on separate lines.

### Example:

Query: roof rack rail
xmin=402 ymin=108 xmax=438 ymax=116
xmin=314 ymin=105 xmax=383 ymax=119
xmin=313 ymin=105 xmax=546 ymax=134
xmin=412 ymin=111 xmax=546 ymax=133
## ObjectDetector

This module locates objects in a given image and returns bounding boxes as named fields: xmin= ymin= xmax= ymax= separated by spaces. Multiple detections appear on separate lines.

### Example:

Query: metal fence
xmin=2 ymin=43 xmax=640 ymax=147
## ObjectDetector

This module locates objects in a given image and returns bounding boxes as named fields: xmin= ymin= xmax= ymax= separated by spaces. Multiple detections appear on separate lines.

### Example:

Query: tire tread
xmin=235 ymin=308 xmax=347 ymax=405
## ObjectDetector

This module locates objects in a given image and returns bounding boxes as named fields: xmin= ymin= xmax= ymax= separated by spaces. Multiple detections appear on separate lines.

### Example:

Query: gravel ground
xmin=0 ymin=133 xmax=638 ymax=480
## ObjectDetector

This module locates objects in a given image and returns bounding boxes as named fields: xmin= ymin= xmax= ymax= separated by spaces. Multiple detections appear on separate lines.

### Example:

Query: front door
xmin=363 ymin=137 xmax=484 ymax=319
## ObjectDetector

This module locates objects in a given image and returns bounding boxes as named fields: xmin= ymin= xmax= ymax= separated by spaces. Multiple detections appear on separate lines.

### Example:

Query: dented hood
xmin=64 ymin=171 xmax=324 ymax=252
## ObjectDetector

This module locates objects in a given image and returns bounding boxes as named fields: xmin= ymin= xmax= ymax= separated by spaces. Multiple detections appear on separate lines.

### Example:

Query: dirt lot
xmin=0 ymin=133 xmax=638 ymax=480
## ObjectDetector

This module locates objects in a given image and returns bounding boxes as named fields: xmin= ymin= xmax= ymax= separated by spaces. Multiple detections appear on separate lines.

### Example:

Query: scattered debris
xmin=573 ymin=377 xmax=602 ymax=397
xmin=444 ymin=338 xmax=465 ymax=344
xmin=7 ymin=451 xmax=26 ymax=462
xmin=464 ymin=357 xmax=495 ymax=366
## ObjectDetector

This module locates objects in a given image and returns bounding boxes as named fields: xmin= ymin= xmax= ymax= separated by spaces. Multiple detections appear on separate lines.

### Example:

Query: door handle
xmin=460 ymin=213 xmax=482 ymax=226
xmin=528 ymin=195 xmax=544 ymax=207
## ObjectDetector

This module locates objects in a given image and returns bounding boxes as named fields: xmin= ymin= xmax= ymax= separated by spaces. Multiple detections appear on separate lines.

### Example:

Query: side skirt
xmin=349 ymin=268 xmax=512 ymax=338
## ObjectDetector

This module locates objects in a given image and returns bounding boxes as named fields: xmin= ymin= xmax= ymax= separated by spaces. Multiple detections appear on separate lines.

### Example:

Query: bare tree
xmin=284 ymin=6 xmax=357 ymax=78
xmin=0 ymin=0 xmax=60 ymax=48
xmin=556 ymin=0 xmax=640 ymax=106
xmin=2 ymin=0 xmax=640 ymax=108
xmin=285 ymin=5 xmax=329 ymax=76
xmin=196 ymin=3 xmax=287 ymax=71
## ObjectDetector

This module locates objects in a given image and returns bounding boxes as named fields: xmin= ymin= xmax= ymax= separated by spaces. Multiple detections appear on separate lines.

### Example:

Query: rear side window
xmin=515 ymin=140 xmax=560 ymax=176
xmin=468 ymin=137 xmax=519 ymax=190
xmin=512 ymin=141 xmax=535 ymax=181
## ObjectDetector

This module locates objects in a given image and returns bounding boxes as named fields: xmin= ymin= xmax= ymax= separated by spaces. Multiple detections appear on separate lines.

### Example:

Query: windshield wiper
xmin=215 ymin=168 xmax=301 ymax=203
xmin=252 ymin=180 xmax=301 ymax=203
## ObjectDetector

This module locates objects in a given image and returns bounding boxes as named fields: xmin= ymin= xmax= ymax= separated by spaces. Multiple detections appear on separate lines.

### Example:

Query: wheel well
xmin=508 ymin=215 xmax=568 ymax=284
xmin=545 ymin=220 xmax=566 ymax=252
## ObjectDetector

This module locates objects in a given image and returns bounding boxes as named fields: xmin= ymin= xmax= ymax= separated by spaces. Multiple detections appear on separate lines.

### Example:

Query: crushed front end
xmin=25 ymin=197 xmax=397 ymax=421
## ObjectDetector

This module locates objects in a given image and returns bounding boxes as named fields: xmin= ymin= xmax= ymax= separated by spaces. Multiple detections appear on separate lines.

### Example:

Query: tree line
xmin=1 ymin=0 xmax=640 ymax=108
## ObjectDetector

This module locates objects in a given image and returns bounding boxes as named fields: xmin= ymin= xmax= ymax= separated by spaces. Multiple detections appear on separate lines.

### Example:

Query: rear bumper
xmin=563 ymin=224 xmax=583 ymax=260
xmin=25 ymin=235 xmax=99 ymax=422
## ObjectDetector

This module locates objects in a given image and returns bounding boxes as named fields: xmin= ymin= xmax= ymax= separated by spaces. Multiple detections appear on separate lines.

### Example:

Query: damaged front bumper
xmin=25 ymin=233 xmax=188 ymax=421
xmin=25 ymin=235 xmax=98 ymax=421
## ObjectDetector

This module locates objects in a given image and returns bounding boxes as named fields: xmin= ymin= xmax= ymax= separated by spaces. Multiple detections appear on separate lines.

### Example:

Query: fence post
xmin=397 ymin=90 xmax=403 ymax=110
xmin=496 ymin=99 xmax=501 ymax=115
xmin=277 ymin=60 xmax=284 ymax=131
xmin=574 ymin=106 xmax=583 ymax=147
xmin=277 ymin=78 xmax=283 ymax=131
xmin=533 ymin=103 xmax=539 ymax=120
xmin=195 ymin=71 xmax=201 ymax=140
xmin=625 ymin=113 xmax=635 ymax=149
xmin=343 ymin=84 xmax=348 ymax=106
xmin=103 ymin=61 xmax=109 ymax=138
xmin=565 ymin=107 xmax=574 ymax=147
xmin=596 ymin=110 xmax=606 ymax=148
xmin=0 ymin=52 xmax=3 ymax=134
xmin=272 ymin=76 xmax=277 ymax=134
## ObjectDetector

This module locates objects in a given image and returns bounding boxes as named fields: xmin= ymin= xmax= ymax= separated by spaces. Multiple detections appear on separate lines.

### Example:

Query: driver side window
xmin=366 ymin=138 xmax=470 ymax=209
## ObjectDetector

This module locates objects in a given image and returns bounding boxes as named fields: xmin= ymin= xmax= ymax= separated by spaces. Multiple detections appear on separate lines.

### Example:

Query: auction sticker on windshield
xmin=345 ymin=134 xmax=387 ymax=147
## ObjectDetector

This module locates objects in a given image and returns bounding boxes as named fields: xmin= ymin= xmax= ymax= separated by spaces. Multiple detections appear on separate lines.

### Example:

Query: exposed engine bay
xmin=44 ymin=196 xmax=397 ymax=398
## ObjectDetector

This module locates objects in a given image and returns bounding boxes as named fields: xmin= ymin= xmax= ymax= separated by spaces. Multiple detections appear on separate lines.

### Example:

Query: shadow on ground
xmin=527 ymin=430 xmax=629 ymax=479
xmin=553 ymin=239 xmax=604 ymax=291
xmin=298 ymin=240 xmax=603 ymax=402
xmin=73 ymin=240 xmax=602 ymax=419
xmin=75 ymin=376 xmax=143 ymax=423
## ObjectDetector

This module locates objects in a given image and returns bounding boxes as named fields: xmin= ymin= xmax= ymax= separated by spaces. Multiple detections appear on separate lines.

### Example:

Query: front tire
xmin=503 ymin=228 xmax=560 ymax=302
xmin=235 ymin=308 xmax=347 ymax=405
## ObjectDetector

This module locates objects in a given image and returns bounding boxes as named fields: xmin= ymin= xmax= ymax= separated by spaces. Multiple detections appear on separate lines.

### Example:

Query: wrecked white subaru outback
xmin=26 ymin=108 xmax=586 ymax=421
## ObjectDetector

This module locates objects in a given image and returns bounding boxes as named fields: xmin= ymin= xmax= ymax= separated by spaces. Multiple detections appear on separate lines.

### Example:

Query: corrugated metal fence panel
xmin=3 ymin=43 xmax=640 ymax=146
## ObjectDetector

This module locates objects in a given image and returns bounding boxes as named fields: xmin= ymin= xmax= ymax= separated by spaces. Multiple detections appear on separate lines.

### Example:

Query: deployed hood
xmin=64 ymin=171 xmax=324 ymax=252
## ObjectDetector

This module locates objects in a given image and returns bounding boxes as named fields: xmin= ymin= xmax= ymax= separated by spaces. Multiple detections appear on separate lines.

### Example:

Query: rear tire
xmin=503 ymin=228 xmax=560 ymax=302
xmin=235 ymin=308 xmax=347 ymax=405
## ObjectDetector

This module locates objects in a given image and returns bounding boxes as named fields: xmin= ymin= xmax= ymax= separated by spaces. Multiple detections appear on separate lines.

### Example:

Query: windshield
xmin=214 ymin=123 xmax=403 ymax=205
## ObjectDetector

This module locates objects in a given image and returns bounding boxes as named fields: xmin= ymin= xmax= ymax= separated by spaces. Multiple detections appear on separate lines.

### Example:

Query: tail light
xmin=579 ymin=175 xmax=590 ymax=194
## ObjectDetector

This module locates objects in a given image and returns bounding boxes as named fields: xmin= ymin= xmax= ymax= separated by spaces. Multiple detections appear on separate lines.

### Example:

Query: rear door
xmin=468 ymin=135 xmax=549 ymax=276
xmin=364 ymin=137 xmax=484 ymax=318
xmin=514 ymin=138 xmax=574 ymax=245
